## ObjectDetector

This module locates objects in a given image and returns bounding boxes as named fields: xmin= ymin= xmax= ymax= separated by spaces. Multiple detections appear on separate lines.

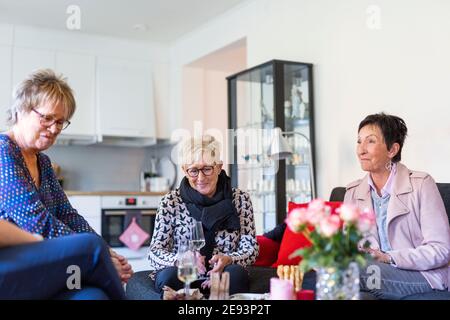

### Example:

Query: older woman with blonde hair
xmin=148 ymin=135 xmax=258 ymax=298
xmin=0 ymin=69 xmax=132 ymax=284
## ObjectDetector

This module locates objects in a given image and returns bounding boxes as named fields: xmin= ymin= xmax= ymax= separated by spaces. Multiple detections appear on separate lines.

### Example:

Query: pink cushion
xmin=119 ymin=217 xmax=150 ymax=251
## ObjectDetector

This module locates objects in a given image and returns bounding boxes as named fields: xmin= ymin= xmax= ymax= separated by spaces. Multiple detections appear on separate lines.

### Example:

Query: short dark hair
xmin=358 ymin=113 xmax=408 ymax=163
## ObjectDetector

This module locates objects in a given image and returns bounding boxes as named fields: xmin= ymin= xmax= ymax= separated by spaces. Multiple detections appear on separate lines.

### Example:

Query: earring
xmin=385 ymin=160 xmax=392 ymax=171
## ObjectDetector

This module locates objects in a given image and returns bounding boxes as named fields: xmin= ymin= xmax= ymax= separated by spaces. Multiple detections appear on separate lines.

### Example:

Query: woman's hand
xmin=109 ymin=248 xmax=134 ymax=283
xmin=366 ymin=248 xmax=393 ymax=264
xmin=207 ymin=254 xmax=232 ymax=274
xmin=200 ymin=255 xmax=233 ymax=290
xmin=195 ymin=252 xmax=207 ymax=276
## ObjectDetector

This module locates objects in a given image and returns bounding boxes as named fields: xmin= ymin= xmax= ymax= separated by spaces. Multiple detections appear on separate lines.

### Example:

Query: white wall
xmin=170 ymin=0 xmax=450 ymax=198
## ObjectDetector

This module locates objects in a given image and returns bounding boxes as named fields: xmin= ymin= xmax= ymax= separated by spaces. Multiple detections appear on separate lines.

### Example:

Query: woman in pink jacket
xmin=344 ymin=113 xmax=450 ymax=299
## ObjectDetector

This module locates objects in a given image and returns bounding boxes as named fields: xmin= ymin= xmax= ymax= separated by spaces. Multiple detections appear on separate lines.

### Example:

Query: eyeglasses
xmin=186 ymin=166 xmax=215 ymax=178
xmin=31 ymin=108 xmax=71 ymax=130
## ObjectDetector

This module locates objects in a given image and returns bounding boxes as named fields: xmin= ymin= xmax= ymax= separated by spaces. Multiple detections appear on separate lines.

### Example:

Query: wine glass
xmin=190 ymin=221 xmax=205 ymax=252
xmin=177 ymin=242 xmax=197 ymax=299
xmin=190 ymin=221 xmax=206 ymax=279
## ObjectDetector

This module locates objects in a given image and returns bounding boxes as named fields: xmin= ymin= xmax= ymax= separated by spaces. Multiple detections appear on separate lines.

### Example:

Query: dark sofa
xmin=125 ymin=183 xmax=450 ymax=300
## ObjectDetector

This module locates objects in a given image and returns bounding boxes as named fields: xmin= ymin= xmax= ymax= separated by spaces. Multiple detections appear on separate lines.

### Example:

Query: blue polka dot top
xmin=0 ymin=134 xmax=95 ymax=239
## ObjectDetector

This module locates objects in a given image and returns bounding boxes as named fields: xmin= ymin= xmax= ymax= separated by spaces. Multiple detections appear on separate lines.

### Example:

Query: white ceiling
xmin=0 ymin=0 xmax=248 ymax=44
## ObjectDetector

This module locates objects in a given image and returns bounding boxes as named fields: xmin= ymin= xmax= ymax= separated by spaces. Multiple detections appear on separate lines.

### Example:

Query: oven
xmin=101 ymin=196 xmax=159 ymax=248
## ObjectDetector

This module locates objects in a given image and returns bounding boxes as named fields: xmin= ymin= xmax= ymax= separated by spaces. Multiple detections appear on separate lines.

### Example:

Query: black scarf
xmin=179 ymin=170 xmax=240 ymax=265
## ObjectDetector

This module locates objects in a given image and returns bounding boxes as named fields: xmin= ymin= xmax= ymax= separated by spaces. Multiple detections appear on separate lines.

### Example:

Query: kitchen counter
xmin=65 ymin=190 xmax=167 ymax=196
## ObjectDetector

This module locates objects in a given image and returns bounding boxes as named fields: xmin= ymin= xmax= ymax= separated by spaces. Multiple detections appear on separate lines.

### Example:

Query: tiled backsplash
xmin=47 ymin=142 xmax=177 ymax=191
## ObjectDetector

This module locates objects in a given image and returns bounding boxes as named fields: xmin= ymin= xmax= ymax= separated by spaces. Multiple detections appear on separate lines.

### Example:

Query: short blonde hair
xmin=7 ymin=69 xmax=76 ymax=127
xmin=178 ymin=135 xmax=222 ymax=166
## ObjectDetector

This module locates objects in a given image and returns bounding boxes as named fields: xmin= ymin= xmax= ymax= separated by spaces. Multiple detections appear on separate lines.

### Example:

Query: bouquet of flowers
xmin=286 ymin=199 xmax=376 ymax=273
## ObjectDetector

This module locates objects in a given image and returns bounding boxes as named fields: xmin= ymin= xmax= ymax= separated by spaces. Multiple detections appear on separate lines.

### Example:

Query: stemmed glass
xmin=190 ymin=221 xmax=207 ymax=280
xmin=177 ymin=242 xmax=198 ymax=299
xmin=191 ymin=221 xmax=205 ymax=251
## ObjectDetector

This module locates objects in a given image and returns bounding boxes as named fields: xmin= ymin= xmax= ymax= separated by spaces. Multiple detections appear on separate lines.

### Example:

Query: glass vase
xmin=315 ymin=262 xmax=360 ymax=300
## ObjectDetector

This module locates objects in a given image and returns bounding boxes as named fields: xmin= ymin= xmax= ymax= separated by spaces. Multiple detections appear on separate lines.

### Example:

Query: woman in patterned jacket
xmin=0 ymin=69 xmax=132 ymax=283
xmin=148 ymin=135 xmax=259 ymax=297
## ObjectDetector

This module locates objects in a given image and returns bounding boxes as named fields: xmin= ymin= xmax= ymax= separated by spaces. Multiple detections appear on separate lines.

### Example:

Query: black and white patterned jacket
xmin=147 ymin=188 xmax=259 ymax=276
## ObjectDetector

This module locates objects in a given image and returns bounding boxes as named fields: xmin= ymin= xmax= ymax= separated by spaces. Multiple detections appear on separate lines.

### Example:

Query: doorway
xmin=181 ymin=38 xmax=247 ymax=171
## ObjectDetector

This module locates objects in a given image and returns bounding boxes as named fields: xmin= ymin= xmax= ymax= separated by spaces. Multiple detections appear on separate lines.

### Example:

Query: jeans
xmin=360 ymin=261 xmax=435 ymax=299
xmin=155 ymin=264 xmax=250 ymax=298
xmin=0 ymin=233 xmax=126 ymax=300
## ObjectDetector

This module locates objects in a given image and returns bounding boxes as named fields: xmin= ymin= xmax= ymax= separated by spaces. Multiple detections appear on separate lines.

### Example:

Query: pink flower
xmin=286 ymin=207 xmax=308 ymax=232
xmin=338 ymin=204 xmax=360 ymax=223
xmin=308 ymin=198 xmax=326 ymax=213
xmin=306 ymin=209 xmax=327 ymax=226
xmin=318 ymin=215 xmax=341 ymax=237
xmin=357 ymin=208 xmax=376 ymax=233
xmin=305 ymin=199 xmax=328 ymax=226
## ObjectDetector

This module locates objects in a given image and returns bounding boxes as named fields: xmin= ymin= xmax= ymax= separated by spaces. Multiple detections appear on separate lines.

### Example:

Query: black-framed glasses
xmin=186 ymin=166 xmax=215 ymax=178
xmin=31 ymin=108 xmax=71 ymax=130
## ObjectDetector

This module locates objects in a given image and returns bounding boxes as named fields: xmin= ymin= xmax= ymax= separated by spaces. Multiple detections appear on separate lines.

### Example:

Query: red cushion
xmin=273 ymin=201 xmax=343 ymax=266
xmin=254 ymin=235 xmax=280 ymax=267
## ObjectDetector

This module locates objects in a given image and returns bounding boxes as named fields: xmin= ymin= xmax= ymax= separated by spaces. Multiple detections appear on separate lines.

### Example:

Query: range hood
xmin=56 ymin=134 xmax=98 ymax=146
xmin=96 ymin=135 xmax=157 ymax=147
xmin=55 ymin=134 xmax=158 ymax=147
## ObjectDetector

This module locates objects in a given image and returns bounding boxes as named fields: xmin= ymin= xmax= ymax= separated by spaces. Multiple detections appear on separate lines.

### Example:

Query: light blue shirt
xmin=370 ymin=189 xmax=392 ymax=252
xmin=368 ymin=163 xmax=397 ymax=253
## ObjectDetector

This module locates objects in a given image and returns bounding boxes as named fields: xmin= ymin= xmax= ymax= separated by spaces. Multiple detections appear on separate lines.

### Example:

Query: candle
xmin=296 ymin=289 xmax=315 ymax=300
xmin=270 ymin=278 xmax=295 ymax=300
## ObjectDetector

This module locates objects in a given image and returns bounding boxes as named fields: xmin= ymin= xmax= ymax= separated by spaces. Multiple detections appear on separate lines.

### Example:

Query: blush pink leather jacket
xmin=344 ymin=163 xmax=450 ymax=290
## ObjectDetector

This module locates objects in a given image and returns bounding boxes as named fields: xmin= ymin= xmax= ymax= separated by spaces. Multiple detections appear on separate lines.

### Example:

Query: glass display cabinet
xmin=227 ymin=60 xmax=316 ymax=234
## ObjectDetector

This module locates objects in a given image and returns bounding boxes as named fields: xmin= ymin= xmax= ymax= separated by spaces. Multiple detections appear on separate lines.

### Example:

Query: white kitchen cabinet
xmin=96 ymin=57 xmax=156 ymax=139
xmin=68 ymin=195 xmax=102 ymax=234
xmin=12 ymin=47 xmax=55 ymax=87
xmin=55 ymin=52 xmax=97 ymax=139
xmin=0 ymin=45 xmax=12 ymax=131
xmin=9 ymin=44 xmax=159 ymax=144
xmin=11 ymin=47 xmax=97 ymax=143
